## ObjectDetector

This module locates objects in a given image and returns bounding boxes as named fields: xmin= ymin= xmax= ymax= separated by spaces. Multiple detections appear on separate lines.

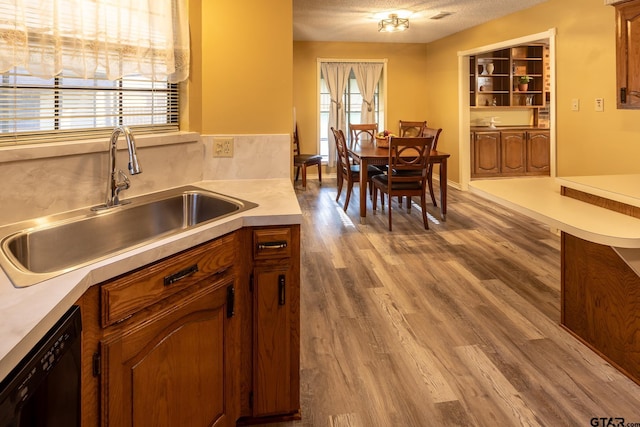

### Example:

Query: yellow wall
xmin=190 ymin=0 xmax=293 ymax=135
xmin=293 ymin=42 xmax=429 ymax=157
xmin=426 ymin=0 xmax=640 ymax=181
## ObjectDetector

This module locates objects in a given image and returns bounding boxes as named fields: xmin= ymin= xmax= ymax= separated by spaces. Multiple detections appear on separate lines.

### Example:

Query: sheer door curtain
xmin=322 ymin=62 xmax=383 ymax=167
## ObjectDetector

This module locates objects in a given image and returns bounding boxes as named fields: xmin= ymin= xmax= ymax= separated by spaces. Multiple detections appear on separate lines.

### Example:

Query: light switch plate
xmin=571 ymin=98 xmax=580 ymax=111
xmin=595 ymin=98 xmax=604 ymax=112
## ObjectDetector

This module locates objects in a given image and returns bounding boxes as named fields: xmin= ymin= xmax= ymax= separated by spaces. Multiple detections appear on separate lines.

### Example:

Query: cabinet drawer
xmin=101 ymin=232 xmax=237 ymax=327
xmin=253 ymin=228 xmax=292 ymax=260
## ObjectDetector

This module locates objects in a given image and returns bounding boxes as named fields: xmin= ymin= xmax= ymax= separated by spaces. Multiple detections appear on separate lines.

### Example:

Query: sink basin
xmin=0 ymin=186 xmax=258 ymax=287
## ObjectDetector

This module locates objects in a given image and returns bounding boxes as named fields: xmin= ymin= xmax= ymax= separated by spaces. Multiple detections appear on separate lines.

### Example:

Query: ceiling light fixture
xmin=378 ymin=14 xmax=409 ymax=33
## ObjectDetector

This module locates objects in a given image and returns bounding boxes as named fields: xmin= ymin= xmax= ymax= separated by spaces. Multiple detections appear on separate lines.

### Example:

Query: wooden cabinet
xmin=501 ymin=131 xmax=526 ymax=174
xmin=471 ymin=131 xmax=501 ymax=176
xmin=470 ymin=44 xmax=546 ymax=109
xmin=561 ymin=232 xmax=640 ymax=385
xmin=101 ymin=278 xmax=234 ymax=427
xmin=79 ymin=232 xmax=241 ymax=427
xmin=526 ymin=130 xmax=551 ymax=174
xmin=615 ymin=0 xmax=640 ymax=108
xmin=471 ymin=129 xmax=550 ymax=178
xmin=248 ymin=226 xmax=301 ymax=421
xmin=79 ymin=226 xmax=301 ymax=427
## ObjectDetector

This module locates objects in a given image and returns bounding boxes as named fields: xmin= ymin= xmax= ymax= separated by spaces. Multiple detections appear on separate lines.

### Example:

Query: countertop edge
xmin=468 ymin=177 xmax=640 ymax=247
xmin=556 ymin=175 xmax=640 ymax=209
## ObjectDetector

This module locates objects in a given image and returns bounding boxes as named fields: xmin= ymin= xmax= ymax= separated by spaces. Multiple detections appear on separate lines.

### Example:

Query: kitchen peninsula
xmin=0 ymin=178 xmax=302 ymax=426
xmin=469 ymin=175 xmax=640 ymax=386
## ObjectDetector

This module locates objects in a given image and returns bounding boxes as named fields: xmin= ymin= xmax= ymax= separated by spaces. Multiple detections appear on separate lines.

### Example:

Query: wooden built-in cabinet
xmin=471 ymin=131 xmax=501 ymax=176
xmin=79 ymin=233 xmax=241 ymax=427
xmin=471 ymin=129 xmax=550 ymax=178
xmin=78 ymin=226 xmax=301 ymax=427
xmin=561 ymin=232 xmax=640 ymax=385
xmin=244 ymin=226 xmax=301 ymax=422
xmin=615 ymin=0 xmax=640 ymax=108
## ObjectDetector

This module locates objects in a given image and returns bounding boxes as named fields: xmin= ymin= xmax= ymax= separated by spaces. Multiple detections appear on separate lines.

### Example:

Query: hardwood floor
xmin=272 ymin=178 xmax=640 ymax=427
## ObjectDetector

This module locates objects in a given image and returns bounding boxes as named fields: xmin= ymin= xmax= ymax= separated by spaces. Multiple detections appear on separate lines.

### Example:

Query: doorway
xmin=457 ymin=29 xmax=557 ymax=190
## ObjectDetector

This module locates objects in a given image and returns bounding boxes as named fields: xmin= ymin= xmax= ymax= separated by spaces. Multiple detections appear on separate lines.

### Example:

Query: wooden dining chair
xmin=422 ymin=127 xmax=443 ymax=206
xmin=349 ymin=123 xmax=378 ymax=149
xmin=332 ymin=127 xmax=383 ymax=212
xmin=398 ymin=120 xmax=427 ymax=137
xmin=371 ymin=136 xmax=434 ymax=231
xmin=293 ymin=124 xmax=322 ymax=188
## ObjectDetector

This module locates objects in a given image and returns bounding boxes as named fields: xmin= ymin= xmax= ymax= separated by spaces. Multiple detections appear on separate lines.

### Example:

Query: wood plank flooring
xmin=271 ymin=178 xmax=640 ymax=427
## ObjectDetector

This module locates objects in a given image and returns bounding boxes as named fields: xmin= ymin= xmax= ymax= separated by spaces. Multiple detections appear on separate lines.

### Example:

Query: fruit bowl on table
xmin=375 ymin=135 xmax=389 ymax=148
xmin=376 ymin=131 xmax=395 ymax=148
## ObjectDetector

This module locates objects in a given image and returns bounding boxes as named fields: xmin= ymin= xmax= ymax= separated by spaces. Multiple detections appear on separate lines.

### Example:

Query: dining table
xmin=348 ymin=143 xmax=451 ymax=223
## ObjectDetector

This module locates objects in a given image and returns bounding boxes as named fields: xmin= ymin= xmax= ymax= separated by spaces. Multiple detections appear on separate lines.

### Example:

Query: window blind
xmin=0 ymin=67 xmax=179 ymax=145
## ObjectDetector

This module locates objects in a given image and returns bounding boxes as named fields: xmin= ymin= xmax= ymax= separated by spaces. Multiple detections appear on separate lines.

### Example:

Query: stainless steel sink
xmin=0 ymin=186 xmax=258 ymax=287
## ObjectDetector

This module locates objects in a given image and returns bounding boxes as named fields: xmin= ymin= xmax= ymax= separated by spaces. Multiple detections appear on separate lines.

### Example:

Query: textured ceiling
xmin=293 ymin=0 xmax=549 ymax=44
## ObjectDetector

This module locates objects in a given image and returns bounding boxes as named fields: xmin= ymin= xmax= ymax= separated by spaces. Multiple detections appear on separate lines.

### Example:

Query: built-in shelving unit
xmin=470 ymin=44 xmax=546 ymax=109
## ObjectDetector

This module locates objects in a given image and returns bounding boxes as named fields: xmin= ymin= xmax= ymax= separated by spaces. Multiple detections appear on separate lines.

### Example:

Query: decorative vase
xmin=486 ymin=63 xmax=494 ymax=75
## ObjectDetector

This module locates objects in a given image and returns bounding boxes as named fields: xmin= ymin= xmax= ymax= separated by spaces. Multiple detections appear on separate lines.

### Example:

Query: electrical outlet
xmin=595 ymin=97 xmax=604 ymax=112
xmin=571 ymin=98 xmax=580 ymax=111
xmin=213 ymin=137 xmax=234 ymax=157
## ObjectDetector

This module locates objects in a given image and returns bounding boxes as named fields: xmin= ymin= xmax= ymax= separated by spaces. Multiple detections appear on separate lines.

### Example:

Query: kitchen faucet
xmin=95 ymin=126 xmax=142 ymax=209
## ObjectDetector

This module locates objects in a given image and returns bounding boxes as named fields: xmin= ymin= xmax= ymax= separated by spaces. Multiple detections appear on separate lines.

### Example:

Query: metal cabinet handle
xmin=257 ymin=241 xmax=288 ymax=250
xmin=164 ymin=264 xmax=199 ymax=286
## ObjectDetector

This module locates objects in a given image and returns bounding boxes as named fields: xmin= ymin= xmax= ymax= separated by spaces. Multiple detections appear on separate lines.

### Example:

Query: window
xmin=0 ymin=0 xmax=188 ymax=146
xmin=319 ymin=67 xmax=385 ymax=161
xmin=0 ymin=67 xmax=178 ymax=145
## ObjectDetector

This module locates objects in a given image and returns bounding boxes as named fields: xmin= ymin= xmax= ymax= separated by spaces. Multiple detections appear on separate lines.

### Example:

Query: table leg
xmin=439 ymin=158 xmax=447 ymax=221
xmin=359 ymin=158 xmax=368 ymax=223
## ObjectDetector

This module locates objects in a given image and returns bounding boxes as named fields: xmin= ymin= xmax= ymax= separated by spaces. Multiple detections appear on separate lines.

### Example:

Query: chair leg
xmin=336 ymin=173 xmax=344 ymax=202
xmin=388 ymin=197 xmax=393 ymax=231
xmin=420 ymin=193 xmax=429 ymax=230
xmin=317 ymin=163 xmax=322 ymax=184
xmin=344 ymin=181 xmax=354 ymax=212
xmin=427 ymin=167 xmax=437 ymax=206
xmin=295 ymin=166 xmax=300 ymax=182
xmin=302 ymin=165 xmax=307 ymax=188
xmin=372 ymin=185 xmax=378 ymax=212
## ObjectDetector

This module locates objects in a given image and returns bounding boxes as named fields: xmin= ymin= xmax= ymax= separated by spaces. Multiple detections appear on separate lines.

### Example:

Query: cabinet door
xmin=616 ymin=0 xmax=640 ymax=108
xmin=501 ymin=131 xmax=526 ymax=174
xmin=471 ymin=132 xmax=500 ymax=177
xmin=253 ymin=264 xmax=299 ymax=417
xmin=101 ymin=278 xmax=235 ymax=427
xmin=526 ymin=131 xmax=550 ymax=174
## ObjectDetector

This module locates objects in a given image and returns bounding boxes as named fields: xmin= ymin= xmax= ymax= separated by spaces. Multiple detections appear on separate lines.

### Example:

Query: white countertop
xmin=0 ymin=179 xmax=302 ymax=382
xmin=468 ymin=176 xmax=640 ymax=248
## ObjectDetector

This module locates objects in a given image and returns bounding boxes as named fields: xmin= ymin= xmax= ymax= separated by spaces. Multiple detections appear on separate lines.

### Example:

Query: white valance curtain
xmin=322 ymin=61 xmax=383 ymax=167
xmin=0 ymin=0 xmax=190 ymax=82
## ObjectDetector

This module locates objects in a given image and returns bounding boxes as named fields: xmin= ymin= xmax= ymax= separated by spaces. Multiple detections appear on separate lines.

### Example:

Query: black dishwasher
xmin=0 ymin=305 xmax=82 ymax=427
